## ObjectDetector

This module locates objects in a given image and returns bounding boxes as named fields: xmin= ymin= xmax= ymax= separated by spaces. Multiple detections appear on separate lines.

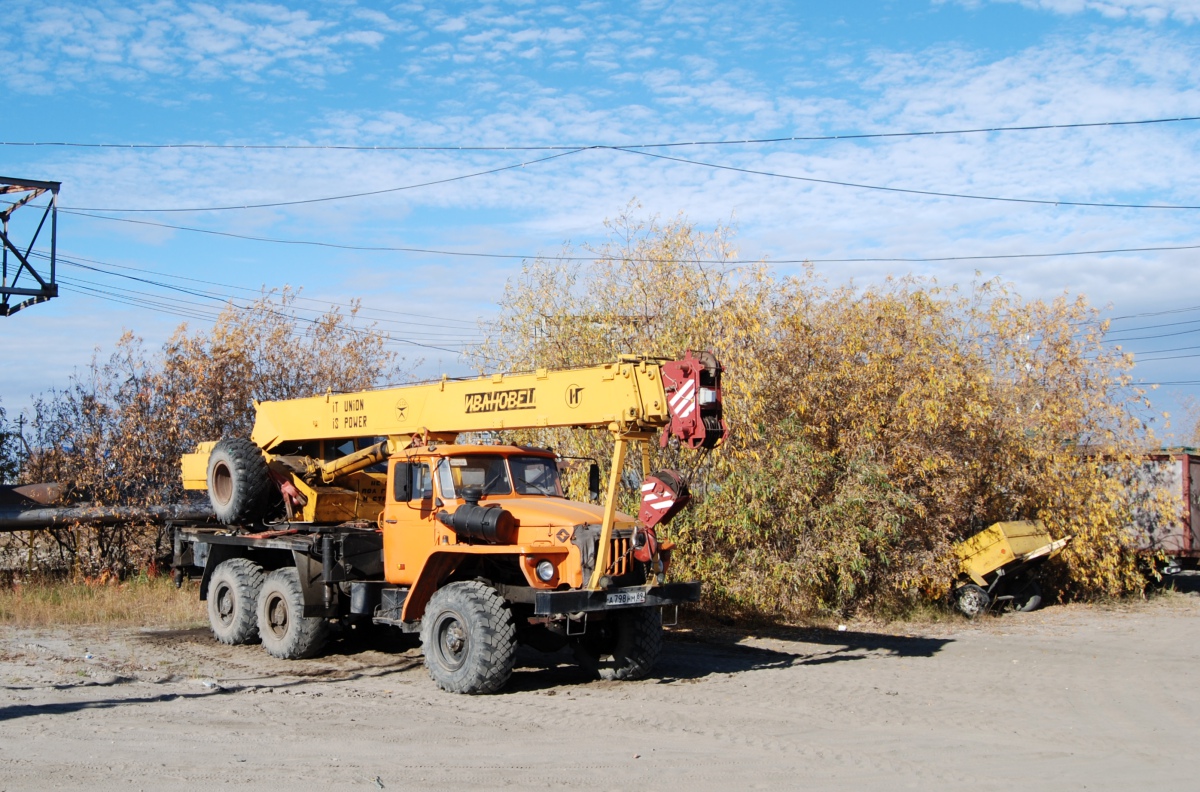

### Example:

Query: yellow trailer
xmin=952 ymin=520 xmax=1071 ymax=617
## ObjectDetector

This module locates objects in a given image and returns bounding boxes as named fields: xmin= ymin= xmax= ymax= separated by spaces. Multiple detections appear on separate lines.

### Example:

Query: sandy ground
xmin=2 ymin=580 xmax=1199 ymax=791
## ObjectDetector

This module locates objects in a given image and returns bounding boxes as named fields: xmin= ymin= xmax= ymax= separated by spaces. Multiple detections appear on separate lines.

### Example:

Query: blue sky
xmin=3 ymin=0 xmax=1200 ymax=438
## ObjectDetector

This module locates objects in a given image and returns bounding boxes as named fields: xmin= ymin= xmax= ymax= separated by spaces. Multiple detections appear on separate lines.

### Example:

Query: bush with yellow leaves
xmin=476 ymin=209 xmax=1170 ymax=618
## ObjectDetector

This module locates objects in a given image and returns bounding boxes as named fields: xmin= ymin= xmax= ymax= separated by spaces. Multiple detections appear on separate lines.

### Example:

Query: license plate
xmin=606 ymin=590 xmax=647 ymax=606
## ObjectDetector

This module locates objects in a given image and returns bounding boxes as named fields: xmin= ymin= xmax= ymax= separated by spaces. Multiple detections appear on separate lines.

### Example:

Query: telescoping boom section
xmin=249 ymin=351 xmax=725 ymax=451
xmin=174 ymin=351 xmax=725 ymax=694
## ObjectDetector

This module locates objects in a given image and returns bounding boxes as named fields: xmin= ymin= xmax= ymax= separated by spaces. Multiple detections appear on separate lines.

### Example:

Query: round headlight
xmin=535 ymin=559 xmax=555 ymax=582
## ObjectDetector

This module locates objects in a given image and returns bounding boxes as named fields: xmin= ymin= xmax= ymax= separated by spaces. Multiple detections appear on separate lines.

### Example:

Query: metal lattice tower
xmin=1 ymin=177 xmax=60 ymax=317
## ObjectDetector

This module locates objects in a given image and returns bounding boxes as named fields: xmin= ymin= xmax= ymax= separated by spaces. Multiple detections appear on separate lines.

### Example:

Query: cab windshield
xmin=436 ymin=455 xmax=562 ymax=498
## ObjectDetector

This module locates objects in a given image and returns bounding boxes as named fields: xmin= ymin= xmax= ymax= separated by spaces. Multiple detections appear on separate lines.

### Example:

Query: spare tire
xmin=206 ymin=437 xmax=272 ymax=525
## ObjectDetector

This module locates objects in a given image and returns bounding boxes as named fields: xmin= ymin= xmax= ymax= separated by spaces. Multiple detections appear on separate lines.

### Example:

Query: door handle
xmin=385 ymin=519 xmax=397 ymax=524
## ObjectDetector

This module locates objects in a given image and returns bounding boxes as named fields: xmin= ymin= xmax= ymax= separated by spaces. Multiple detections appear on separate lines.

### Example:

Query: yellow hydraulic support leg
xmin=588 ymin=435 xmax=628 ymax=590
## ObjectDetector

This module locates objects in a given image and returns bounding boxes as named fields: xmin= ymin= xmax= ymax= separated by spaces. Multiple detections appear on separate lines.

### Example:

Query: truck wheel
xmin=207 ymin=437 xmax=272 ymax=525
xmin=573 ymin=607 xmax=663 ymax=681
xmin=420 ymin=581 xmax=517 ymax=694
xmin=257 ymin=567 xmax=329 ymax=659
xmin=207 ymin=558 xmax=264 ymax=645
xmin=954 ymin=583 xmax=990 ymax=618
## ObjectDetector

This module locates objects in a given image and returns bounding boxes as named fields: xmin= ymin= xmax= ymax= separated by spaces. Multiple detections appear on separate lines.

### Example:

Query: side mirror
xmin=587 ymin=463 xmax=601 ymax=502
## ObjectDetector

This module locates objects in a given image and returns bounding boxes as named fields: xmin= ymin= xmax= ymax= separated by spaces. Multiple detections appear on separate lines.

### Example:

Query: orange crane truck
xmin=171 ymin=352 xmax=725 ymax=693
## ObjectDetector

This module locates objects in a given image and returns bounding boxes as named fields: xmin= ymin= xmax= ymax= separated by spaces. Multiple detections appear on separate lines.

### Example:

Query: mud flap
xmin=293 ymin=551 xmax=328 ymax=617
xmin=197 ymin=542 xmax=241 ymax=601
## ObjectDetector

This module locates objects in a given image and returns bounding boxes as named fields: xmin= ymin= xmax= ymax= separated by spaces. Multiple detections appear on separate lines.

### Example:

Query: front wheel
xmin=573 ymin=607 xmax=662 ymax=681
xmin=257 ymin=567 xmax=329 ymax=659
xmin=953 ymin=583 xmax=991 ymax=618
xmin=420 ymin=581 xmax=517 ymax=694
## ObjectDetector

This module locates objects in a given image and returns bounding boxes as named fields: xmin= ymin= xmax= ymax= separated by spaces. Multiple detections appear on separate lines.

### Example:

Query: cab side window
xmin=412 ymin=464 xmax=433 ymax=500
xmin=392 ymin=462 xmax=433 ymax=502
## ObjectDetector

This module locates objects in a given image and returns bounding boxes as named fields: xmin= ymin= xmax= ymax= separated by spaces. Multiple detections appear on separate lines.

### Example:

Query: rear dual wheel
xmin=257 ymin=567 xmax=329 ymax=660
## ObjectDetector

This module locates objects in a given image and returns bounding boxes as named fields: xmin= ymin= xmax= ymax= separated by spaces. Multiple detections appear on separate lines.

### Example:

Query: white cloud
xmin=944 ymin=0 xmax=1200 ymax=23
xmin=6 ymin=0 xmax=394 ymax=92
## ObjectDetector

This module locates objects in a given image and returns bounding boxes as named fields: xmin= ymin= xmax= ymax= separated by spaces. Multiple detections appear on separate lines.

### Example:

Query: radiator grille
xmin=608 ymin=536 xmax=631 ymax=576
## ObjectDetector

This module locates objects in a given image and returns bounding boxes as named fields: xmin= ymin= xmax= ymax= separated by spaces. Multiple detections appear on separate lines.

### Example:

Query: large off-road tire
xmin=257 ymin=567 xmax=329 ymax=660
xmin=207 ymin=558 xmax=265 ymax=645
xmin=207 ymin=437 xmax=272 ymax=525
xmin=573 ymin=607 xmax=663 ymax=681
xmin=953 ymin=583 xmax=991 ymax=618
xmin=420 ymin=581 xmax=517 ymax=694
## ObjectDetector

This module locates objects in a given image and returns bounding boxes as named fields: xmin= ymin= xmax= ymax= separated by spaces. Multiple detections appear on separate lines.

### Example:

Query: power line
xmin=1108 ymin=303 xmax=1200 ymax=321
xmin=805 ymin=243 xmax=1200 ymax=264
xmin=54 ymin=211 xmax=1200 ymax=266
xmin=54 ymin=144 xmax=1200 ymax=214
xmin=60 ymin=149 xmax=586 ymax=213
xmin=62 ymin=279 xmax=483 ymax=353
xmin=2 ymin=115 xmax=1198 ymax=151
xmin=1127 ymin=343 xmax=1200 ymax=355
xmin=617 ymin=148 xmax=1200 ymax=210
xmin=58 ymin=270 xmax=484 ymax=342
xmin=1104 ymin=326 xmax=1200 ymax=343
xmin=33 ymin=249 xmax=481 ymax=328
xmin=60 ymin=282 xmax=223 ymax=324
xmin=58 ymin=261 xmax=483 ymax=339
xmin=66 ymin=246 xmax=1199 ymax=347
xmin=46 ymin=254 xmax=475 ymax=355
xmin=65 ymin=248 xmax=1200 ymax=357
xmin=1133 ymin=352 xmax=1200 ymax=362
xmin=1105 ymin=316 xmax=1200 ymax=334
xmin=61 ymin=210 xmax=542 ymax=257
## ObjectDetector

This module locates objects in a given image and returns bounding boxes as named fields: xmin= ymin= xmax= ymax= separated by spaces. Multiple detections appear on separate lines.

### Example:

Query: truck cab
xmin=382 ymin=444 xmax=648 ymax=613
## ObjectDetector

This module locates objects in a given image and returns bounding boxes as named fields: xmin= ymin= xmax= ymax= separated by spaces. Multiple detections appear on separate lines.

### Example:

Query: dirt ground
xmin=2 ymin=579 xmax=1199 ymax=791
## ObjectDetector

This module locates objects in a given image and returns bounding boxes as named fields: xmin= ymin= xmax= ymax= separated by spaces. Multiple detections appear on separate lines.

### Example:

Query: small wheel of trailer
xmin=257 ymin=568 xmax=329 ymax=660
xmin=207 ymin=558 xmax=265 ymax=645
xmin=420 ymin=581 xmax=517 ymax=694
xmin=572 ymin=606 xmax=663 ymax=681
xmin=1010 ymin=576 xmax=1043 ymax=613
xmin=206 ymin=437 xmax=272 ymax=525
xmin=953 ymin=583 xmax=991 ymax=618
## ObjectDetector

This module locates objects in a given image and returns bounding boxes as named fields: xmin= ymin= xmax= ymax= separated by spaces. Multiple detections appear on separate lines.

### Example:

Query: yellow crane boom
xmin=250 ymin=353 xmax=711 ymax=451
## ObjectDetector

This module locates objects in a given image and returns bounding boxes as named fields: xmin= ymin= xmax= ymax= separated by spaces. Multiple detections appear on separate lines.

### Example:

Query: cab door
xmin=382 ymin=455 xmax=437 ymax=585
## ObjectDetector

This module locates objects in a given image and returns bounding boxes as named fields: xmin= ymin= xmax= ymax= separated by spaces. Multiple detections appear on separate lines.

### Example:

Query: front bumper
xmin=533 ymin=581 xmax=701 ymax=616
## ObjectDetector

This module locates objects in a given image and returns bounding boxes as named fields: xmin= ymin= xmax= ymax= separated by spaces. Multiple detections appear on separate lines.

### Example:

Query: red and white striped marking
xmin=641 ymin=482 xmax=676 ymax=511
xmin=668 ymin=378 xmax=697 ymax=419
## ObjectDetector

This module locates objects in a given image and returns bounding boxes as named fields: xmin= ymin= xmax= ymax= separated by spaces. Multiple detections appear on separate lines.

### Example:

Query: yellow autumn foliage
xmin=4 ymin=289 xmax=404 ymax=578
xmin=476 ymin=209 xmax=1170 ymax=617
